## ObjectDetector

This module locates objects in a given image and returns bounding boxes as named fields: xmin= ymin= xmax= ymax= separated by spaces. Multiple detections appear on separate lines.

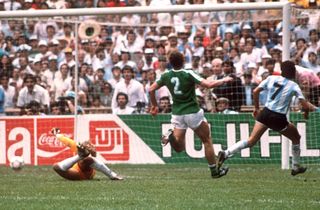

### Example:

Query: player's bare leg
xmin=280 ymin=123 xmax=307 ymax=176
xmin=218 ymin=122 xmax=268 ymax=169
xmin=162 ymin=128 xmax=186 ymax=152
xmin=194 ymin=121 xmax=228 ymax=178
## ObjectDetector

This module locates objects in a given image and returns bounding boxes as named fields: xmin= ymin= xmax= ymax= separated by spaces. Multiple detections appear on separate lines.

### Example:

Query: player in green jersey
xmin=149 ymin=51 xmax=233 ymax=178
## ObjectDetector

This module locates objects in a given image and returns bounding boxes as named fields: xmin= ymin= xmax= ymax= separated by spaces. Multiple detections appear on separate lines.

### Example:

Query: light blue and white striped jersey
xmin=258 ymin=75 xmax=305 ymax=114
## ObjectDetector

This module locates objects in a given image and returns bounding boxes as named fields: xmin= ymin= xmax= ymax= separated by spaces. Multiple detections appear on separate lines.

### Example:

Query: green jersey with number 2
xmin=156 ymin=69 xmax=204 ymax=115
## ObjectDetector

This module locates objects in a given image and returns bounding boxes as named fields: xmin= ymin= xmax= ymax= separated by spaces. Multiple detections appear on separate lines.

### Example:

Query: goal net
xmin=1 ymin=3 xmax=319 ymax=169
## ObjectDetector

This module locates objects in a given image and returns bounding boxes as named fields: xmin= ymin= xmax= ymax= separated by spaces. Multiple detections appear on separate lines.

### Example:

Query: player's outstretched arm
xmin=200 ymin=76 xmax=233 ymax=89
xmin=149 ymin=82 xmax=160 ymax=116
xmin=299 ymin=99 xmax=320 ymax=119
xmin=252 ymin=86 xmax=263 ymax=118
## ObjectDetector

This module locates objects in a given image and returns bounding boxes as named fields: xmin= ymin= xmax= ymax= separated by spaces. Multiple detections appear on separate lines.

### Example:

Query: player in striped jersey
xmin=217 ymin=61 xmax=320 ymax=176
xmin=149 ymin=51 xmax=233 ymax=178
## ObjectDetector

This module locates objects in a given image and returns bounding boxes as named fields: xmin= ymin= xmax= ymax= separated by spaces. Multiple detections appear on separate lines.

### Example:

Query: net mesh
xmin=0 ymin=5 xmax=319 ymax=167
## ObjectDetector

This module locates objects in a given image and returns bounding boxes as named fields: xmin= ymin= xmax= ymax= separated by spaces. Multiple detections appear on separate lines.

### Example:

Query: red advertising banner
xmin=0 ymin=116 xmax=131 ymax=165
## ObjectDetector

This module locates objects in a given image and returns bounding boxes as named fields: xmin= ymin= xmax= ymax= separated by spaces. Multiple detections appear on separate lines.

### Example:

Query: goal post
xmin=1 ymin=2 xmax=306 ymax=168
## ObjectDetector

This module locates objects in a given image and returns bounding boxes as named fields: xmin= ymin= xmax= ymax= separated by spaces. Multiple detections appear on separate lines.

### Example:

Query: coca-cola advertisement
xmin=36 ymin=118 xmax=75 ymax=165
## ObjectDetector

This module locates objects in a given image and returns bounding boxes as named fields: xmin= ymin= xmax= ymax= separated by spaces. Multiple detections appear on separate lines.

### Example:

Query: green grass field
xmin=0 ymin=164 xmax=319 ymax=210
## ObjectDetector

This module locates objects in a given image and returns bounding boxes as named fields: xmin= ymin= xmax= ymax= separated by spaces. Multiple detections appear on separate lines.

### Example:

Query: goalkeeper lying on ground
xmin=51 ymin=128 xmax=123 ymax=181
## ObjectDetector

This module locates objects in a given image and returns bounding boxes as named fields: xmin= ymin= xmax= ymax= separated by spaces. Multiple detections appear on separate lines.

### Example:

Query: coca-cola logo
xmin=38 ymin=133 xmax=72 ymax=148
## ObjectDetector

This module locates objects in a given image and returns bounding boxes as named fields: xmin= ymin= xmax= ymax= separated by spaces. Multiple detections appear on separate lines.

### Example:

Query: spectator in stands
xmin=158 ymin=96 xmax=171 ymax=113
xmin=142 ymin=48 xmax=157 ymax=71
xmin=213 ymin=60 xmax=244 ymax=111
xmin=89 ymin=95 xmax=105 ymax=113
xmin=166 ymin=33 xmax=179 ymax=53
xmin=24 ymin=100 xmax=45 ymax=115
xmin=50 ymin=101 xmax=62 ymax=115
xmin=9 ymin=67 xmax=24 ymax=91
xmin=42 ymin=55 xmax=59 ymax=89
xmin=293 ymin=13 xmax=311 ymax=41
xmin=112 ymin=92 xmax=134 ymax=114
xmin=0 ymin=74 xmax=17 ymax=109
xmin=63 ymin=91 xmax=85 ymax=114
xmin=215 ymin=97 xmax=239 ymax=114
xmin=296 ymin=67 xmax=320 ymax=107
xmin=291 ymin=38 xmax=307 ymax=65
xmin=50 ymin=63 xmax=70 ymax=101
xmin=111 ymin=65 xmax=146 ymax=111
xmin=302 ymin=51 xmax=320 ymax=74
xmin=239 ymin=39 xmax=261 ymax=73
xmin=17 ymin=74 xmax=50 ymax=113
xmin=108 ymin=65 xmax=123 ymax=89
xmin=155 ymin=55 xmax=167 ymax=79
xmin=242 ymin=71 xmax=258 ymax=106
xmin=115 ymin=48 xmax=137 ymax=70
xmin=100 ymin=81 xmax=113 ymax=107
xmin=0 ymin=54 xmax=14 ymax=77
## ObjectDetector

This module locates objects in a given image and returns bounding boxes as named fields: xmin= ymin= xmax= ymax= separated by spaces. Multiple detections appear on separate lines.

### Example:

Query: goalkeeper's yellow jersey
xmin=56 ymin=134 xmax=78 ymax=153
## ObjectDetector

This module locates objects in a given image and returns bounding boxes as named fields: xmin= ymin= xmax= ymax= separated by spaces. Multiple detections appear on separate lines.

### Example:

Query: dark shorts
xmin=256 ymin=107 xmax=289 ymax=132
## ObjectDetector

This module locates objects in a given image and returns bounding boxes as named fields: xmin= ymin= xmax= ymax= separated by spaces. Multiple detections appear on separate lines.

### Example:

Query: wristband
xmin=316 ymin=107 xmax=320 ymax=112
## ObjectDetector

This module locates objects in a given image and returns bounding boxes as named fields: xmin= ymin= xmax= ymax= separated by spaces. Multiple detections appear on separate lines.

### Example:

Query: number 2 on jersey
xmin=171 ymin=77 xmax=182 ymax=95
xmin=271 ymin=82 xmax=284 ymax=100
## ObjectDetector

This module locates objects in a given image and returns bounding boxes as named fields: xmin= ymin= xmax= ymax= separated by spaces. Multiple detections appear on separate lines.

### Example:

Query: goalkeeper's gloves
xmin=51 ymin=127 xmax=61 ymax=135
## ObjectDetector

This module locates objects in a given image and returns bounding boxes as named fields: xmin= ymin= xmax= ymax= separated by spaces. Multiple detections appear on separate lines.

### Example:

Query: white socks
xmin=57 ymin=155 xmax=82 ymax=171
xmin=225 ymin=140 xmax=249 ymax=157
xmin=292 ymin=144 xmax=301 ymax=169
xmin=90 ymin=157 xmax=117 ymax=178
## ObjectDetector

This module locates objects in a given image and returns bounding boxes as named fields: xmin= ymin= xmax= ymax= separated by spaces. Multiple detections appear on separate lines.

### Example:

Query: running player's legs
xmin=280 ymin=123 xmax=301 ymax=144
xmin=170 ymin=115 xmax=187 ymax=152
xmin=247 ymin=121 xmax=269 ymax=147
xmin=194 ymin=121 xmax=215 ymax=165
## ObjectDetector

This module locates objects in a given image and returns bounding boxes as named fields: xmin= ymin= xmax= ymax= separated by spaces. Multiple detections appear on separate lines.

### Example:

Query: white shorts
xmin=171 ymin=109 xmax=206 ymax=130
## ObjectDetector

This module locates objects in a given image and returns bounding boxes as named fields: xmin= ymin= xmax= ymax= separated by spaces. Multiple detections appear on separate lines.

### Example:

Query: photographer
xmin=57 ymin=91 xmax=85 ymax=115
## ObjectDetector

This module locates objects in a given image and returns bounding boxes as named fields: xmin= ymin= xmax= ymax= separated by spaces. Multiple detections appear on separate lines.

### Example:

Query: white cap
xmin=33 ymin=58 xmax=41 ymax=64
xmin=38 ymin=40 xmax=48 ymax=46
xmin=242 ymin=24 xmax=251 ymax=30
xmin=25 ymin=0 xmax=33 ymax=3
xmin=202 ymin=63 xmax=212 ymax=69
xmin=48 ymin=54 xmax=58 ymax=61
xmin=145 ymin=36 xmax=155 ymax=41
xmin=262 ymin=54 xmax=272 ymax=59
xmin=225 ymin=28 xmax=234 ymax=34
xmin=50 ymin=39 xmax=59 ymax=45
xmin=160 ymin=36 xmax=168 ymax=41
xmin=168 ymin=33 xmax=177 ymax=38
xmin=29 ymin=34 xmax=37 ymax=40
xmin=144 ymin=48 xmax=154 ymax=54
xmin=18 ymin=44 xmax=32 ymax=51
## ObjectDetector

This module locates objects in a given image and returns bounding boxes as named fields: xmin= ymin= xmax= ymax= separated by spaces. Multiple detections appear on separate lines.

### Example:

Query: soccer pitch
xmin=0 ymin=164 xmax=319 ymax=210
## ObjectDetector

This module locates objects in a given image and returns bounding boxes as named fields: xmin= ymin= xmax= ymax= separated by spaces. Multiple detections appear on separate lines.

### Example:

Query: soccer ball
xmin=10 ymin=156 xmax=24 ymax=170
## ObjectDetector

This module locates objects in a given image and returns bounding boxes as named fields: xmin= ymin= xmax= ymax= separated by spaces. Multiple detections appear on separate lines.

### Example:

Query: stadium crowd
xmin=0 ymin=0 xmax=319 ymax=116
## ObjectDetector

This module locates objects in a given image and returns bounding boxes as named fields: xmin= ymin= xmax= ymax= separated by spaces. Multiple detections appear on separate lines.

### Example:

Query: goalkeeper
xmin=51 ymin=128 xmax=123 ymax=181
